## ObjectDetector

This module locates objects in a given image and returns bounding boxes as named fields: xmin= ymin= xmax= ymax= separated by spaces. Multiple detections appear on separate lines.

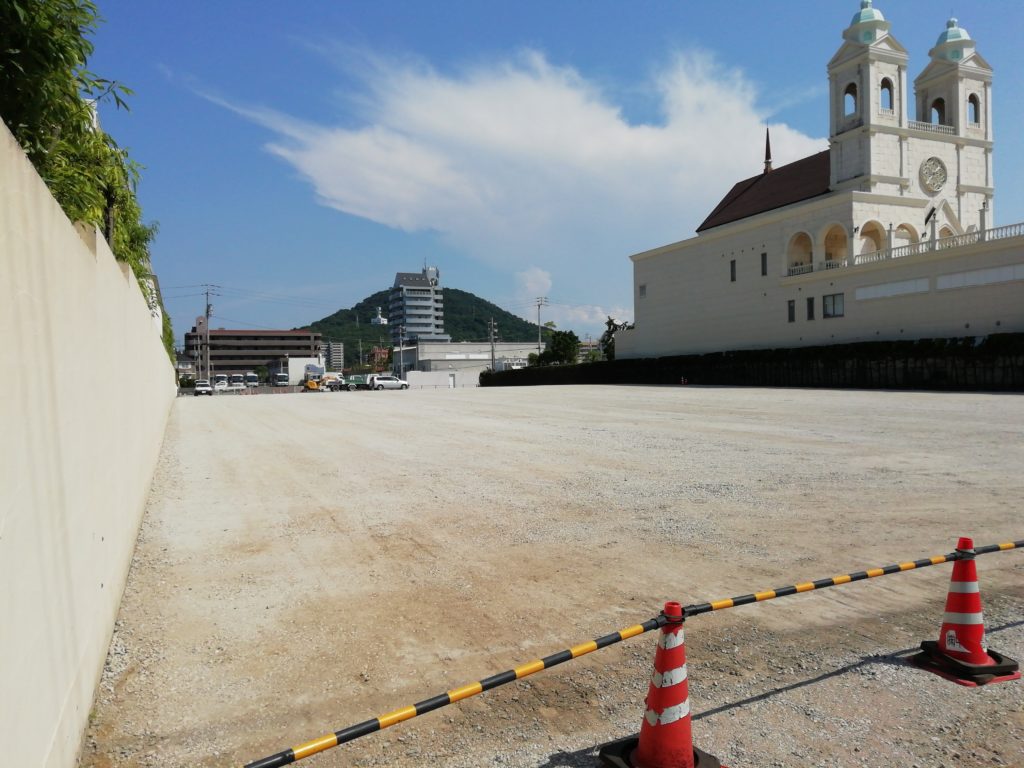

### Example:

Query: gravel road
xmin=81 ymin=385 xmax=1024 ymax=768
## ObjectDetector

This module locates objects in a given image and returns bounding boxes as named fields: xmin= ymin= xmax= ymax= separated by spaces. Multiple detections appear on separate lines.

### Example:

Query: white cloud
xmin=516 ymin=266 xmax=552 ymax=298
xmin=206 ymin=47 xmax=826 ymax=333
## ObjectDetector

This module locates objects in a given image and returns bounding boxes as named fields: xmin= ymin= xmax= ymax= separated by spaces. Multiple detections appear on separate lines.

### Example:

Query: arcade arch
xmin=787 ymin=232 xmax=813 ymax=270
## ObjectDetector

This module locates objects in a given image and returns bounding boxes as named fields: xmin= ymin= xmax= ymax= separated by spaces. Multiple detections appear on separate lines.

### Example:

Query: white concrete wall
xmin=406 ymin=370 xmax=474 ymax=388
xmin=0 ymin=123 xmax=176 ymax=767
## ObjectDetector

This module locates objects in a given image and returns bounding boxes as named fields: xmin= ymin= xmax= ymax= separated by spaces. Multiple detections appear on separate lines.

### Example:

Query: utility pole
xmin=204 ymin=285 xmax=213 ymax=380
xmin=489 ymin=317 xmax=497 ymax=370
xmin=397 ymin=325 xmax=405 ymax=376
xmin=536 ymin=296 xmax=548 ymax=355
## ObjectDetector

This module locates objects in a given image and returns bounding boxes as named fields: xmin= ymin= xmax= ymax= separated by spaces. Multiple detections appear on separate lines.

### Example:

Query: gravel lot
xmin=82 ymin=385 xmax=1024 ymax=768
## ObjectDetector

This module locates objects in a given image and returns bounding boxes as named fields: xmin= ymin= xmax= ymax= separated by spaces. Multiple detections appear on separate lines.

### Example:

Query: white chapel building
xmin=617 ymin=2 xmax=1024 ymax=360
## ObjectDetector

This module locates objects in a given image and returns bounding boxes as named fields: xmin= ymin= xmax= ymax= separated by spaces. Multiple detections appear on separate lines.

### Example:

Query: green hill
xmin=304 ymin=288 xmax=540 ymax=367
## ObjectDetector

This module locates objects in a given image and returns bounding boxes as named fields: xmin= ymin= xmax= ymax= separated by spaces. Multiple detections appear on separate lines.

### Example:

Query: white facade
xmin=399 ymin=341 xmax=539 ymax=378
xmin=618 ymin=3 xmax=1022 ymax=360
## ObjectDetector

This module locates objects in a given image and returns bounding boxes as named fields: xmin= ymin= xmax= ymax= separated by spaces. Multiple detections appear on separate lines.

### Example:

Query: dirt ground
xmin=81 ymin=385 xmax=1024 ymax=768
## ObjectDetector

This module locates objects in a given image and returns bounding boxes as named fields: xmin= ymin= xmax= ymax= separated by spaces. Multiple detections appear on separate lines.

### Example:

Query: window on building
xmin=823 ymin=293 xmax=845 ymax=318
xmin=806 ymin=297 xmax=815 ymax=320
xmin=930 ymin=98 xmax=946 ymax=125
xmin=879 ymin=79 xmax=894 ymax=111
xmin=761 ymin=252 xmax=768 ymax=276
xmin=639 ymin=284 xmax=647 ymax=298
xmin=844 ymin=83 xmax=858 ymax=116
xmin=730 ymin=260 xmax=736 ymax=282
xmin=787 ymin=300 xmax=795 ymax=323
xmin=968 ymin=94 xmax=980 ymax=125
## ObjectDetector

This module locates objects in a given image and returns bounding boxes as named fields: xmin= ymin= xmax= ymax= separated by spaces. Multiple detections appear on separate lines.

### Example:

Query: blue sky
xmin=86 ymin=1 xmax=1024 ymax=346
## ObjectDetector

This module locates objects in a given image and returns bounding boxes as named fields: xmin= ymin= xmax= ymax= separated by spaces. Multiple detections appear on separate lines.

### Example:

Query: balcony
xmin=783 ymin=221 xmax=1024 ymax=278
xmin=909 ymin=119 xmax=955 ymax=135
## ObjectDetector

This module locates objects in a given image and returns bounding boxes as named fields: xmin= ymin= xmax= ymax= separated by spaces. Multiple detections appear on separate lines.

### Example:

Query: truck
xmin=345 ymin=374 xmax=370 ymax=390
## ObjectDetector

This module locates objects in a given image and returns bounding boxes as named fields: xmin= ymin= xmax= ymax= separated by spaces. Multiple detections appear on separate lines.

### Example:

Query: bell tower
xmin=913 ymin=17 xmax=994 ymax=224
xmin=827 ymin=1 xmax=909 ymax=191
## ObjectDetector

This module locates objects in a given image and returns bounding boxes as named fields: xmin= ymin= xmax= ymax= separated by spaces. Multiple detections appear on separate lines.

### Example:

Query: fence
xmin=481 ymin=334 xmax=1024 ymax=391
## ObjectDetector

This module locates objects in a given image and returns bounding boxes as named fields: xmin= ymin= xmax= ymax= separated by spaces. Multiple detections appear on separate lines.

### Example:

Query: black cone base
xmin=910 ymin=640 xmax=1021 ymax=687
xmin=597 ymin=734 xmax=723 ymax=768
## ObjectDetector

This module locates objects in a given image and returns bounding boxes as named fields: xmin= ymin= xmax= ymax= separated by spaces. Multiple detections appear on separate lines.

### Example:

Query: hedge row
xmin=480 ymin=333 xmax=1024 ymax=391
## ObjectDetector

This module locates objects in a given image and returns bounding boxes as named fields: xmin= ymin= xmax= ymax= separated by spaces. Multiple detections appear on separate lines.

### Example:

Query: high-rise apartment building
xmin=323 ymin=341 xmax=345 ymax=371
xmin=388 ymin=266 xmax=451 ymax=343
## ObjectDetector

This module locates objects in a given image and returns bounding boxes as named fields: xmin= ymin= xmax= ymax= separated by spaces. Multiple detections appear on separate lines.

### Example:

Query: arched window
xmin=844 ymin=83 xmax=858 ymax=116
xmin=823 ymin=225 xmax=849 ymax=267
xmin=894 ymin=224 xmax=919 ymax=247
xmin=930 ymin=98 xmax=946 ymax=125
xmin=787 ymin=232 xmax=813 ymax=273
xmin=858 ymin=221 xmax=885 ymax=255
xmin=968 ymin=94 xmax=980 ymax=125
xmin=880 ymin=79 xmax=894 ymax=111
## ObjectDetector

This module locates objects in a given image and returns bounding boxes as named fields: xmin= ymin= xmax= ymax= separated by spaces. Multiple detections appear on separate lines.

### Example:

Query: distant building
xmin=389 ymin=266 xmax=451 ymax=344
xmin=577 ymin=339 xmax=602 ymax=363
xmin=396 ymin=340 xmax=539 ymax=378
xmin=183 ymin=319 xmax=321 ymax=378
xmin=323 ymin=341 xmax=345 ymax=371
xmin=174 ymin=355 xmax=197 ymax=381
xmin=370 ymin=306 xmax=388 ymax=325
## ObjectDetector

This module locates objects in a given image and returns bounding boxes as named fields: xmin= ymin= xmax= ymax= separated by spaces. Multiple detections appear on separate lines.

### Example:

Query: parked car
xmin=194 ymin=379 xmax=213 ymax=396
xmin=214 ymin=380 xmax=228 ymax=392
xmin=372 ymin=375 xmax=409 ymax=390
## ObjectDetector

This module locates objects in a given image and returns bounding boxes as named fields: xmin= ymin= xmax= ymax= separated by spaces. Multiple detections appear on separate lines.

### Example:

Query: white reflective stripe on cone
xmin=644 ymin=699 xmax=691 ymax=727
xmin=943 ymin=611 xmax=985 ymax=625
xmin=651 ymin=664 xmax=688 ymax=688
xmin=658 ymin=630 xmax=685 ymax=650
xmin=947 ymin=581 xmax=980 ymax=593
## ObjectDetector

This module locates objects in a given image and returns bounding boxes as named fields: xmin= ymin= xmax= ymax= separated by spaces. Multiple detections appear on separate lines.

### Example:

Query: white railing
xmin=786 ymin=220 xmax=1024 ymax=274
xmin=878 ymin=108 xmax=895 ymax=117
xmin=987 ymin=221 xmax=1024 ymax=241
xmin=909 ymin=119 xmax=955 ymax=135
xmin=887 ymin=241 xmax=933 ymax=260
xmin=855 ymin=249 xmax=886 ymax=265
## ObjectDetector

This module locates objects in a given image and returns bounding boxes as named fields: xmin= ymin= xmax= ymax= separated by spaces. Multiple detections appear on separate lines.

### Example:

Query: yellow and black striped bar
xmin=682 ymin=539 xmax=1023 ymax=618
xmin=242 ymin=538 xmax=1021 ymax=767
xmin=243 ymin=616 xmax=667 ymax=767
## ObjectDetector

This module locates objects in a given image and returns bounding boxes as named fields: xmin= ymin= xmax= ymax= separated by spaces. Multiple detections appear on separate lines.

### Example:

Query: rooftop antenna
xmin=763 ymin=127 xmax=773 ymax=174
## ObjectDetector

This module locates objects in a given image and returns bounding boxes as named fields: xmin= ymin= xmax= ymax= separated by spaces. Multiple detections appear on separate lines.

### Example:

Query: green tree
xmin=1 ymin=0 xmax=170 ymax=357
xmin=533 ymin=330 xmax=579 ymax=366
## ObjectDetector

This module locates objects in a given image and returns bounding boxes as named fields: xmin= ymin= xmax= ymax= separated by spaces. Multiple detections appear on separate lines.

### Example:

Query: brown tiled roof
xmin=696 ymin=151 xmax=831 ymax=232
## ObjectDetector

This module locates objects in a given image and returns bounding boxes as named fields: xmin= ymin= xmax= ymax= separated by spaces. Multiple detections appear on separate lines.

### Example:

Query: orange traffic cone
xmin=597 ymin=602 xmax=723 ymax=768
xmin=911 ymin=537 xmax=1020 ymax=686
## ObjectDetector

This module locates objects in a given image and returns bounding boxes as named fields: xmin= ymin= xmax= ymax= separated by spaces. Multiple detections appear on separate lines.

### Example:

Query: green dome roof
xmin=936 ymin=18 xmax=971 ymax=46
xmin=850 ymin=0 xmax=884 ymax=26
